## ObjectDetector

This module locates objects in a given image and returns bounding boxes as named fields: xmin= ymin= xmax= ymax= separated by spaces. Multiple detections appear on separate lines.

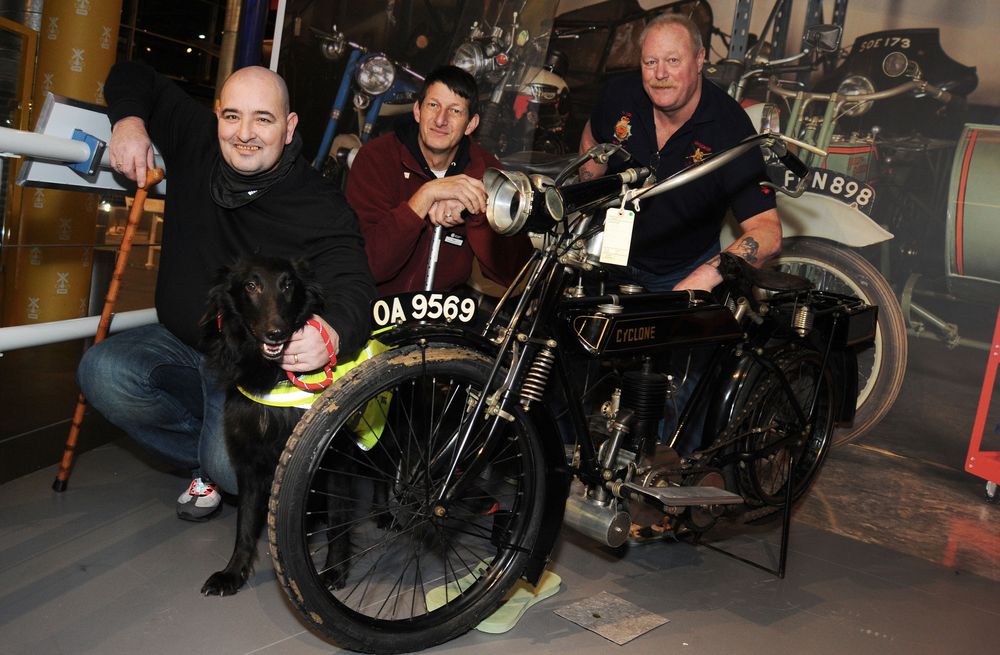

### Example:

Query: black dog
xmin=199 ymin=255 xmax=323 ymax=596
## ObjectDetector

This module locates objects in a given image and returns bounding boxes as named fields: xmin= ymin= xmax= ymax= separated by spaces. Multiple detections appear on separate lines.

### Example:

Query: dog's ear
xmin=292 ymin=258 xmax=325 ymax=316
xmin=199 ymin=264 xmax=245 ymax=366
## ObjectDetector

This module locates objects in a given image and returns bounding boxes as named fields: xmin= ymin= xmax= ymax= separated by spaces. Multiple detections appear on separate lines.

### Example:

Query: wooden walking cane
xmin=53 ymin=167 xmax=166 ymax=492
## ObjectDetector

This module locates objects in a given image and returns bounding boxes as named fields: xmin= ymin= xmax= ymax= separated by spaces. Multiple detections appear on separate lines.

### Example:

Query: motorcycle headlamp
xmin=452 ymin=41 xmax=487 ymax=77
xmin=356 ymin=55 xmax=396 ymax=96
xmin=452 ymin=39 xmax=504 ymax=79
xmin=484 ymin=168 xmax=561 ymax=236
xmin=836 ymin=75 xmax=876 ymax=116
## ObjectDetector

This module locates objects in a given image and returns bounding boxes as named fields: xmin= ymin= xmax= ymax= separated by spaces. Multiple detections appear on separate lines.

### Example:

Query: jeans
xmin=76 ymin=324 xmax=237 ymax=493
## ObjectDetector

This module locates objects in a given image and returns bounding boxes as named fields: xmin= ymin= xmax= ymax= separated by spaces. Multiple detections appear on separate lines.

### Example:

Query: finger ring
xmin=445 ymin=212 xmax=453 ymax=218
xmin=293 ymin=353 xmax=299 ymax=364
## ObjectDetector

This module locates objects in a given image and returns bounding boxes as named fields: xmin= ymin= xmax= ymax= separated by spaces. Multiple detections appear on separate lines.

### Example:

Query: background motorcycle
xmin=309 ymin=24 xmax=424 ymax=173
xmin=265 ymin=131 xmax=875 ymax=653
xmin=449 ymin=0 xmax=571 ymax=155
xmin=751 ymin=28 xmax=987 ymax=447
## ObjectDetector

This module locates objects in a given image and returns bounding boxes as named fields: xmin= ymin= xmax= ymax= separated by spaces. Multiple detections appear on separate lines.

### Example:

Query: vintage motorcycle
xmin=449 ymin=0 xmax=571 ymax=155
xmin=265 ymin=131 xmax=876 ymax=653
xmin=309 ymin=23 xmax=424 ymax=171
xmin=742 ymin=27 xmax=986 ymax=449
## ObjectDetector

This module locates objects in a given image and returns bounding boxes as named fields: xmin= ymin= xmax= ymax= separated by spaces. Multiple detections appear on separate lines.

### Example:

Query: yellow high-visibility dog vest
xmin=237 ymin=339 xmax=391 ymax=450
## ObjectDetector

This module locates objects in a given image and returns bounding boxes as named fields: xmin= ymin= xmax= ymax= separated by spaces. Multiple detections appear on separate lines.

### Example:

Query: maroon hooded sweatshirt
xmin=346 ymin=120 xmax=533 ymax=297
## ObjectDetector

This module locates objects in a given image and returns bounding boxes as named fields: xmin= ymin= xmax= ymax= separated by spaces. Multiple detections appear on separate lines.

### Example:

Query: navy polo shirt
xmin=590 ymin=72 xmax=775 ymax=275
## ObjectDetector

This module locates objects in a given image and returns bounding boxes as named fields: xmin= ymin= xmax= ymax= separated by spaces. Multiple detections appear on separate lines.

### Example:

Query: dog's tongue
xmin=261 ymin=342 xmax=285 ymax=359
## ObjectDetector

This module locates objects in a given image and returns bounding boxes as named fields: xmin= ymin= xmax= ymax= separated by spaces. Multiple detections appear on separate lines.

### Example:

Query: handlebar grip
xmin=778 ymin=150 xmax=810 ymax=179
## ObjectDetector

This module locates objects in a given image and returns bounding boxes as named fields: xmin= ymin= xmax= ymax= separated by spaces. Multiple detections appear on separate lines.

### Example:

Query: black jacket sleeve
xmin=306 ymin=189 xmax=377 ymax=359
xmin=105 ymin=60 xmax=215 ymax=162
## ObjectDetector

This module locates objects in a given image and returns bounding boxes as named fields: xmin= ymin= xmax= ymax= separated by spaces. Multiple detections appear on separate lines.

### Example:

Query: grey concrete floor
xmin=2 ymin=321 xmax=1000 ymax=654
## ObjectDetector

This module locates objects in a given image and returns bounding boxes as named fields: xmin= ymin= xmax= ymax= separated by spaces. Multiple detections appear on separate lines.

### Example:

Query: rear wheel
xmin=726 ymin=348 xmax=836 ymax=506
xmin=772 ymin=238 xmax=906 ymax=445
xmin=268 ymin=344 xmax=546 ymax=654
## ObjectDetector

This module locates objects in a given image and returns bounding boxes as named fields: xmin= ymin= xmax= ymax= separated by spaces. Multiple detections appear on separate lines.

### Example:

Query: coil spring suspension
xmin=792 ymin=303 xmax=814 ymax=337
xmin=520 ymin=344 xmax=556 ymax=409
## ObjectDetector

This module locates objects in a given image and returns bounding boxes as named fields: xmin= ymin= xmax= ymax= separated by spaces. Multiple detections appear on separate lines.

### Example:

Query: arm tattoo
xmin=735 ymin=236 xmax=759 ymax=264
xmin=579 ymin=169 xmax=595 ymax=181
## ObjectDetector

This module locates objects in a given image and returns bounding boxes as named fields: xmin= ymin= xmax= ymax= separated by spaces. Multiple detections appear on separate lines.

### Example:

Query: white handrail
xmin=0 ymin=308 xmax=158 ymax=354
xmin=0 ymin=125 xmax=92 ymax=163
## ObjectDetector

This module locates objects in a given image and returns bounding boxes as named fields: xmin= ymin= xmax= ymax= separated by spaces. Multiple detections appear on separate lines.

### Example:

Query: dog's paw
xmin=201 ymin=570 xmax=246 ymax=596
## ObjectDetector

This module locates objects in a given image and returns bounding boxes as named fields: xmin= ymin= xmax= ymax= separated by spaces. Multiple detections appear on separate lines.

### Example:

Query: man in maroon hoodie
xmin=346 ymin=66 xmax=532 ymax=296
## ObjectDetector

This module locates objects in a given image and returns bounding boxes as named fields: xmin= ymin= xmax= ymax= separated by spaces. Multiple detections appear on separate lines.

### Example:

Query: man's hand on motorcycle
xmin=109 ymin=116 xmax=157 ymax=188
xmin=428 ymin=199 xmax=467 ymax=227
xmin=409 ymin=174 xmax=487 ymax=219
xmin=674 ymin=263 xmax=723 ymax=292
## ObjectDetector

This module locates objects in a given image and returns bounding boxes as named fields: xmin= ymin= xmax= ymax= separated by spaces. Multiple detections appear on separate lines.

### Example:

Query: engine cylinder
xmin=620 ymin=365 xmax=670 ymax=447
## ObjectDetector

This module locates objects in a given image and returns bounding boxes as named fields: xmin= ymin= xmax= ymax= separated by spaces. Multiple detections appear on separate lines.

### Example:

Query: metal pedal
xmin=622 ymin=482 xmax=744 ymax=508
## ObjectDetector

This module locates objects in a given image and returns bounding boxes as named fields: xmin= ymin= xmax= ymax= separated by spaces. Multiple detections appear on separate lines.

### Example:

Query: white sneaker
xmin=176 ymin=477 xmax=222 ymax=521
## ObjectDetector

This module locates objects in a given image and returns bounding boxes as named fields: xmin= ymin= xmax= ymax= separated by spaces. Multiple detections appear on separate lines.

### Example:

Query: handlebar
xmin=767 ymin=76 xmax=954 ymax=106
xmin=625 ymin=132 xmax=823 ymax=207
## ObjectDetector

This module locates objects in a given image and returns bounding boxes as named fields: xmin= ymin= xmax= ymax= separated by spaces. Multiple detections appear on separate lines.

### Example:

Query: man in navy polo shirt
xmin=577 ymin=12 xmax=782 ymax=460
xmin=578 ymin=12 xmax=780 ymax=292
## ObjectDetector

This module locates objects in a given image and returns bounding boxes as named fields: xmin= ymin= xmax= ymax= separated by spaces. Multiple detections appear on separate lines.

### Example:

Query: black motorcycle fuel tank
xmin=558 ymin=290 xmax=744 ymax=357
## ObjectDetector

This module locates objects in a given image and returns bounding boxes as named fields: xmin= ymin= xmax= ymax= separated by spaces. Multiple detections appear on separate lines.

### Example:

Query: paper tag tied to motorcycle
xmin=599 ymin=208 xmax=635 ymax=266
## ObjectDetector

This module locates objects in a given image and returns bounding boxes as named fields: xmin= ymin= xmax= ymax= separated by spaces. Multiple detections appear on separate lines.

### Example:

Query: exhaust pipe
xmin=563 ymin=482 xmax=631 ymax=548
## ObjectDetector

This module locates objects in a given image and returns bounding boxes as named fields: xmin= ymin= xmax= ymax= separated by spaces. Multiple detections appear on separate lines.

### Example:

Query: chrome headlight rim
xmin=484 ymin=168 xmax=533 ymax=235
xmin=452 ymin=41 xmax=487 ymax=78
xmin=356 ymin=54 xmax=396 ymax=96
xmin=882 ymin=51 xmax=910 ymax=78
xmin=836 ymin=74 xmax=876 ymax=117
xmin=484 ymin=169 xmax=560 ymax=235
xmin=759 ymin=102 xmax=781 ymax=134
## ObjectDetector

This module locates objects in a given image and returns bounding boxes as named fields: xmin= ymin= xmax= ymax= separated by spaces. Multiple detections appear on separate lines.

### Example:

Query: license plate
xmin=769 ymin=164 xmax=877 ymax=215
xmin=372 ymin=292 xmax=478 ymax=327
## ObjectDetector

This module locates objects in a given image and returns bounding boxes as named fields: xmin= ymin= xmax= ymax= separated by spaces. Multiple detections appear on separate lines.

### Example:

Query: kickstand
xmin=681 ymin=453 xmax=795 ymax=579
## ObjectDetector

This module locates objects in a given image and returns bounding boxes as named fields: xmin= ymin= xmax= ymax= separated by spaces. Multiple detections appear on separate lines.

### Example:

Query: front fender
xmin=720 ymin=192 xmax=893 ymax=248
xmin=521 ymin=404 xmax=571 ymax=585
xmin=374 ymin=322 xmax=500 ymax=355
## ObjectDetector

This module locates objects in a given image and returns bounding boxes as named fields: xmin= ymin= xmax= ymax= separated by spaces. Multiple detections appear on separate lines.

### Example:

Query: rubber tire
xmin=725 ymin=347 xmax=837 ymax=506
xmin=268 ymin=343 xmax=546 ymax=654
xmin=771 ymin=238 xmax=907 ymax=446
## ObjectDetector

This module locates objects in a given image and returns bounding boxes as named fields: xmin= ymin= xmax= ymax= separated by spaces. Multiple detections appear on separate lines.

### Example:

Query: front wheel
xmin=771 ymin=238 xmax=907 ymax=446
xmin=268 ymin=343 xmax=546 ymax=654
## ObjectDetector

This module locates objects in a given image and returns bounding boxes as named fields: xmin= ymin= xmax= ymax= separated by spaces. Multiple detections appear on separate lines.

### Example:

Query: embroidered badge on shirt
xmin=614 ymin=114 xmax=633 ymax=143
xmin=688 ymin=140 xmax=713 ymax=165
